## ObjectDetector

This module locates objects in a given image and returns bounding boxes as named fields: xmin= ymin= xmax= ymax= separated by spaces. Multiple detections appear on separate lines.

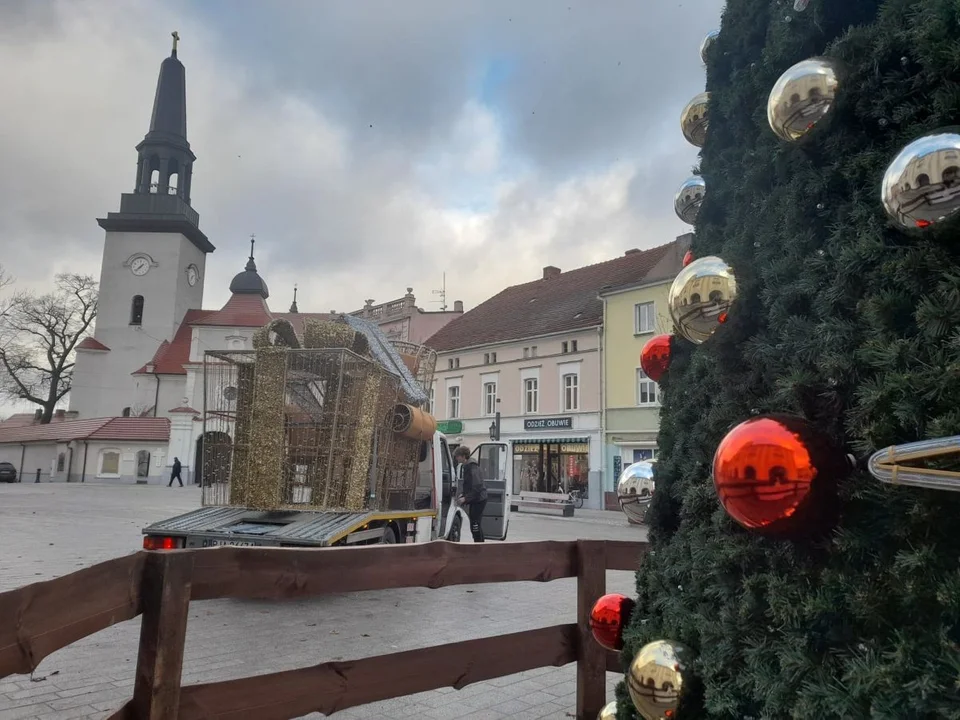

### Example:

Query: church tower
xmin=71 ymin=34 xmax=215 ymax=418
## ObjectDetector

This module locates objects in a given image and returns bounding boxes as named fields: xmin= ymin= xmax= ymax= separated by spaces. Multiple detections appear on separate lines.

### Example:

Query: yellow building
xmin=598 ymin=234 xmax=691 ymax=509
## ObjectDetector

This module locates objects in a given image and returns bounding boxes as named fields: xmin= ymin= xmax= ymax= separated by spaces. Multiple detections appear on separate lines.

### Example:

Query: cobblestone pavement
xmin=0 ymin=483 xmax=647 ymax=720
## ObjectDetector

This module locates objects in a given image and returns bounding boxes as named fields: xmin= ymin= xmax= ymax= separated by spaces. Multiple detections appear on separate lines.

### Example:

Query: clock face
xmin=186 ymin=265 xmax=199 ymax=286
xmin=130 ymin=257 xmax=150 ymax=276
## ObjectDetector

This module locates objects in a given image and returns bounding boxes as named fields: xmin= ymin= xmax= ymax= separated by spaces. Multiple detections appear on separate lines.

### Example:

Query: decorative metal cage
xmin=391 ymin=340 xmax=437 ymax=401
xmin=200 ymin=348 xmax=421 ymax=512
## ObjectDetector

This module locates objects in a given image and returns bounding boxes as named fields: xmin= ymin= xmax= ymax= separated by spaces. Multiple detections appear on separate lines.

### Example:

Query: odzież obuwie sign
xmin=523 ymin=417 xmax=573 ymax=431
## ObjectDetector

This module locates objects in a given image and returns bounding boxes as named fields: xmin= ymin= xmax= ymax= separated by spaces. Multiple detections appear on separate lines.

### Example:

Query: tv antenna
xmin=431 ymin=272 xmax=448 ymax=311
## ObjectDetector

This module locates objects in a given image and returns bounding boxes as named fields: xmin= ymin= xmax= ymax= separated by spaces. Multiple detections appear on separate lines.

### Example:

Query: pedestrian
xmin=169 ymin=457 xmax=183 ymax=487
xmin=453 ymin=445 xmax=487 ymax=542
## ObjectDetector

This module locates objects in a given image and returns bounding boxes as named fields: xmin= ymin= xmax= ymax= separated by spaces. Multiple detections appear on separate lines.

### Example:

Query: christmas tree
xmin=616 ymin=0 xmax=960 ymax=717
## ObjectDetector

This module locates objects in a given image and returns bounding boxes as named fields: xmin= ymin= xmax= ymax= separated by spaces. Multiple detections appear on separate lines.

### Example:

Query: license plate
xmin=199 ymin=538 xmax=264 ymax=548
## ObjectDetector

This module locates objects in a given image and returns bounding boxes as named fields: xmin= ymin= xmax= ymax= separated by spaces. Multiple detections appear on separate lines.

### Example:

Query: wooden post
xmin=576 ymin=540 xmax=606 ymax=719
xmin=131 ymin=552 xmax=194 ymax=719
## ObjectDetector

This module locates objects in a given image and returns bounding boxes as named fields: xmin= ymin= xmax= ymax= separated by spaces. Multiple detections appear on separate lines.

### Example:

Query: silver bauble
xmin=881 ymin=129 xmax=960 ymax=231
xmin=627 ymin=640 xmax=700 ymax=720
xmin=597 ymin=701 xmax=618 ymax=720
xmin=617 ymin=459 xmax=656 ymax=525
xmin=767 ymin=57 xmax=842 ymax=142
xmin=674 ymin=176 xmax=706 ymax=225
xmin=699 ymin=30 xmax=719 ymax=65
xmin=680 ymin=92 xmax=710 ymax=148
xmin=668 ymin=255 xmax=737 ymax=345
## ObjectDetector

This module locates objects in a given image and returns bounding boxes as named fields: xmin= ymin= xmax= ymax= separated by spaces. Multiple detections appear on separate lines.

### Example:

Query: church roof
xmin=0 ymin=417 xmax=170 ymax=445
xmin=77 ymin=337 xmax=110 ymax=352
xmin=197 ymin=293 xmax=273 ymax=327
xmin=140 ymin=44 xmax=190 ymax=153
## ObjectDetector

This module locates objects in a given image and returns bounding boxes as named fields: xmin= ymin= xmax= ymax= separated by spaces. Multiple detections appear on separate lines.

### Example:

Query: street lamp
xmin=489 ymin=398 xmax=501 ymax=441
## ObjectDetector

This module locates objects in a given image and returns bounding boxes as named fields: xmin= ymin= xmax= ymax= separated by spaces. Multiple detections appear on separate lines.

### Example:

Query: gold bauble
xmin=680 ymin=92 xmax=710 ymax=148
xmin=668 ymin=255 xmax=737 ymax=345
xmin=674 ymin=176 xmax=705 ymax=225
xmin=699 ymin=30 xmax=719 ymax=65
xmin=627 ymin=640 xmax=698 ymax=720
xmin=881 ymin=129 xmax=960 ymax=231
xmin=767 ymin=57 xmax=842 ymax=142
xmin=597 ymin=700 xmax=618 ymax=720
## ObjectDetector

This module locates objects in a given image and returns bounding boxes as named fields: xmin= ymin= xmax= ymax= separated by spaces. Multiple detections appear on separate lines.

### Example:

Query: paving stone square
xmin=0 ymin=483 xmax=646 ymax=719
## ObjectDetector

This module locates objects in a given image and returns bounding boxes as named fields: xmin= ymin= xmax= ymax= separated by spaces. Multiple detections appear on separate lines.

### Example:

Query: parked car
xmin=0 ymin=462 xmax=18 ymax=483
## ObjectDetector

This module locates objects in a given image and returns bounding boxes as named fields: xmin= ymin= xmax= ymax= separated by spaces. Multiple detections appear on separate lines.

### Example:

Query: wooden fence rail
xmin=0 ymin=539 xmax=647 ymax=720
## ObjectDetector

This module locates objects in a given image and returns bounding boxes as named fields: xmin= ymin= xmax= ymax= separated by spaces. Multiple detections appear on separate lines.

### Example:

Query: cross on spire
xmin=171 ymin=31 xmax=180 ymax=56
xmin=249 ymin=233 xmax=256 ymax=260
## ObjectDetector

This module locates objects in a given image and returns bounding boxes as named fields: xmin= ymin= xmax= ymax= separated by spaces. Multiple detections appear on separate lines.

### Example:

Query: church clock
xmin=186 ymin=264 xmax=200 ymax=286
xmin=130 ymin=256 xmax=151 ymax=276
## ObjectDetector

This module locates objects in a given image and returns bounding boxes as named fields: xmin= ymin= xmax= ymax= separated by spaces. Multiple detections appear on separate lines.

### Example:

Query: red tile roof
xmin=194 ymin=293 xmax=273 ymax=327
xmin=132 ymin=310 xmax=209 ymax=376
xmin=77 ymin=337 xmax=110 ymax=351
xmin=426 ymin=243 xmax=679 ymax=351
xmin=0 ymin=417 xmax=169 ymax=444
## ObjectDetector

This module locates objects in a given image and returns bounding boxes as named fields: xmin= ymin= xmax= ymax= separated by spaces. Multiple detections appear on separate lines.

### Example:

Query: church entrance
xmin=195 ymin=431 xmax=232 ymax=486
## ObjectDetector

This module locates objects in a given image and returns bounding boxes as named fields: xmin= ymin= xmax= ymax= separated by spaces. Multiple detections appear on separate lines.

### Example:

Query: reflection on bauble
xmin=617 ymin=459 xmax=656 ymax=525
xmin=767 ymin=57 xmax=841 ymax=142
xmin=674 ymin=176 xmax=705 ymax=225
xmin=668 ymin=255 xmax=737 ymax=345
xmin=881 ymin=129 xmax=960 ymax=231
xmin=680 ymin=92 xmax=710 ymax=148
xmin=699 ymin=30 xmax=719 ymax=65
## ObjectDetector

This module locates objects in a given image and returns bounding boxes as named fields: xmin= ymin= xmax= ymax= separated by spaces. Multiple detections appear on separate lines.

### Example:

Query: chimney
xmin=33 ymin=409 xmax=42 ymax=421
xmin=543 ymin=266 xmax=561 ymax=279
xmin=65 ymin=411 xmax=79 ymax=420
xmin=624 ymin=248 xmax=641 ymax=255
xmin=55 ymin=409 xmax=65 ymax=419
xmin=453 ymin=300 xmax=464 ymax=313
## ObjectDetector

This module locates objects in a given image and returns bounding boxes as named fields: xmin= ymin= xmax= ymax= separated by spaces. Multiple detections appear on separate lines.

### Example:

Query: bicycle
xmin=556 ymin=481 xmax=585 ymax=509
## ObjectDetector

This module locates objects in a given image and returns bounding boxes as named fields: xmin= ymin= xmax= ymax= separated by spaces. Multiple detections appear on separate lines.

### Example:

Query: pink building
xmin=426 ymin=243 xmax=679 ymax=510
xmin=350 ymin=289 xmax=464 ymax=345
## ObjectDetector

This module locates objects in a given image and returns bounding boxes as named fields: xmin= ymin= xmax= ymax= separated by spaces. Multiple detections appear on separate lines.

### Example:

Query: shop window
xmin=524 ymin=378 xmax=539 ymax=414
xmin=635 ymin=302 xmax=656 ymax=334
xmin=636 ymin=369 xmax=661 ymax=406
xmin=563 ymin=373 xmax=580 ymax=411
xmin=483 ymin=381 xmax=498 ymax=416
xmin=448 ymin=385 xmax=461 ymax=419
xmin=136 ymin=450 xmax=151 ymax=478
xmin=99 ymin=449 xmax=121 ymax=476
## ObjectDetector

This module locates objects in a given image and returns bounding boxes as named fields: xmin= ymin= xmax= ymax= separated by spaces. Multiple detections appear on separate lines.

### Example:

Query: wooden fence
xmin=0 ymin=539 xmax=647 ymax=720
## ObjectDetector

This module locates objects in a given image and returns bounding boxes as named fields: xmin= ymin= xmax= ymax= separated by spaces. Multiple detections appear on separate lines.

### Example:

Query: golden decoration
xmin=627 ymin=639 xmax=699 ymax=720
xmin=667 ymin=255 xmax=738 ymax=344
xmin=881 ymin=130 xmax=960 ymax=231
xmin=767 ymin=57 xmax=842 ymax=142
xmin=680 ymin=92 xmax=710 ymax=148
xmin=597 ymin=701 xmax=618 ymax=719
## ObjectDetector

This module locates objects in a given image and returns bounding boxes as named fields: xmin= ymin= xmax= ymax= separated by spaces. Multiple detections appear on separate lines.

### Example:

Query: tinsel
xmin=344 ymin=370 xmax=386 ymax=510
xmin=229 ymin=363 xmax=256 ymax=506
xmin=243 ymin=347 xmax=287 ymax=510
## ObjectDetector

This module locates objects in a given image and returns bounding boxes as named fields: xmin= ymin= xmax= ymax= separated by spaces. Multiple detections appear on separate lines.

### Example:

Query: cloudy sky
xmin=1 ymin=0 xmax=722 ymax=317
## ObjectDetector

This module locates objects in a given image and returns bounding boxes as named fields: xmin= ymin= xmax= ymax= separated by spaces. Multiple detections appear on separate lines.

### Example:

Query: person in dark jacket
xmin=454 ymin=445 xmax=487 ymax=542
xmin=169 ymin=457 xmax=183 ymax=487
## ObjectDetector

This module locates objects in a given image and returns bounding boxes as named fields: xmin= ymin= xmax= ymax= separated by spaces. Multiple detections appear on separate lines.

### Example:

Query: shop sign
xmin=512 ymin=441 xmax=588 ymax=455
xmin=523 ymin=417 xmax=572 ymax=430
xmin=560 ymin=443 xmax=589 ymax=454
xmin=613 ymin=455 xmax=623 ymax=479
xmin=437 ymin=420 xmax=463 ymax=434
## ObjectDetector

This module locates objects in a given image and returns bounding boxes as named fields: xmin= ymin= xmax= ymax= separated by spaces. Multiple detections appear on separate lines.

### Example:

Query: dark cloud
xmin=0 ymin=0 xmax=722 ymax=321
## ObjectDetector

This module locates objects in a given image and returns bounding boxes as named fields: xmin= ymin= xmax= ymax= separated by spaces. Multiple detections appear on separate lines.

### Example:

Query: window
xmin=56 ymin=453 xmax=65 ymax=472
xmin=483 ymin=381 xmax=498 ymax=416
xmin=490 ymin=352 xmax=497 ymax=363
xmin=563 ymin=373 xmax=580 ymax=411
xmin=136 ymin=450 xmax=151 ymax=478
xmin=571 ymin=340 xmax=578 ymax=352
xmin=428 ymin=386 xmax=435 ymax=415
xmin=636 ymin=368 xmax=661 ymax=406
xmin=448 ymin=385 xmax=461 ymax=419
xmin=531 ymin=346 xmax=538 ymax=357
xmin=484 ymin=353 xmax=490 ymax=364
xmin=635 ymin=302 xmax=656 ymax=334
xmin=561 ymin=341 xmax=569 ymax=354
xmin=524 ymin=378 xmax=539 ymax=414
xmin=454 ymin=358 xmax=460 ymax=369
xmin=447 ymin=359 xmax=454 ymax=370
xmin=523 ymin=347 xmax=530 ymax=359
xmin=130 ymin=295 xmax=144 ymax=325
xmin=99 ymin=450 xmax=120 ymax=476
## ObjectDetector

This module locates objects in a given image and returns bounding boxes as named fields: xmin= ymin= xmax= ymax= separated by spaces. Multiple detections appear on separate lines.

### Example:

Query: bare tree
xmin=0 ymin=274 xmax=98 ymax=423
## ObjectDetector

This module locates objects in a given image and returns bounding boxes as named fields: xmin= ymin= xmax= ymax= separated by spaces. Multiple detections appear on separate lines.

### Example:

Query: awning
xmin=512 ymin=437 xmax=589 ymax=445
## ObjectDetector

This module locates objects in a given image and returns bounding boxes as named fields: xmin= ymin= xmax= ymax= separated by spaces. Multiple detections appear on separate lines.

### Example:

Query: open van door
xmin=472 ymin=441 xmax=511 ymax=541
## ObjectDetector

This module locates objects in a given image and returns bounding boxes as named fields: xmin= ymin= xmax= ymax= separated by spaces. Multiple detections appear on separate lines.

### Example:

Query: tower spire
xmin=229 ymin=234 xmax=269 ymax=299
xmin=289 ymin=284 xmax=299 ymax=313
xmin=246 ymin=234 xmax=257 ymax=271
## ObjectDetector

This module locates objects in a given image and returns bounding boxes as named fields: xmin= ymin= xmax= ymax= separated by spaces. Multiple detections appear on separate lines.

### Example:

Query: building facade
xmin=599 ymin=233 xmax=691 ymax=509
xmin=352 ymin=292 xmax=464 ymax=345
xmin=427 ymin=241 xmax=686 ymax=510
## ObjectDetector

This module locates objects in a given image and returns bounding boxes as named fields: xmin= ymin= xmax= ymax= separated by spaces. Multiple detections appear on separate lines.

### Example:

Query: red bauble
xmin=640 ymin=334 xmax=672 ymax=383
xmin=590 ymin=593 xmax=636 ymax=651
xmin=712 ymin=414 xmax=848 ymax=537
xmin=682 ymin=250 xmax=695 ymax=267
